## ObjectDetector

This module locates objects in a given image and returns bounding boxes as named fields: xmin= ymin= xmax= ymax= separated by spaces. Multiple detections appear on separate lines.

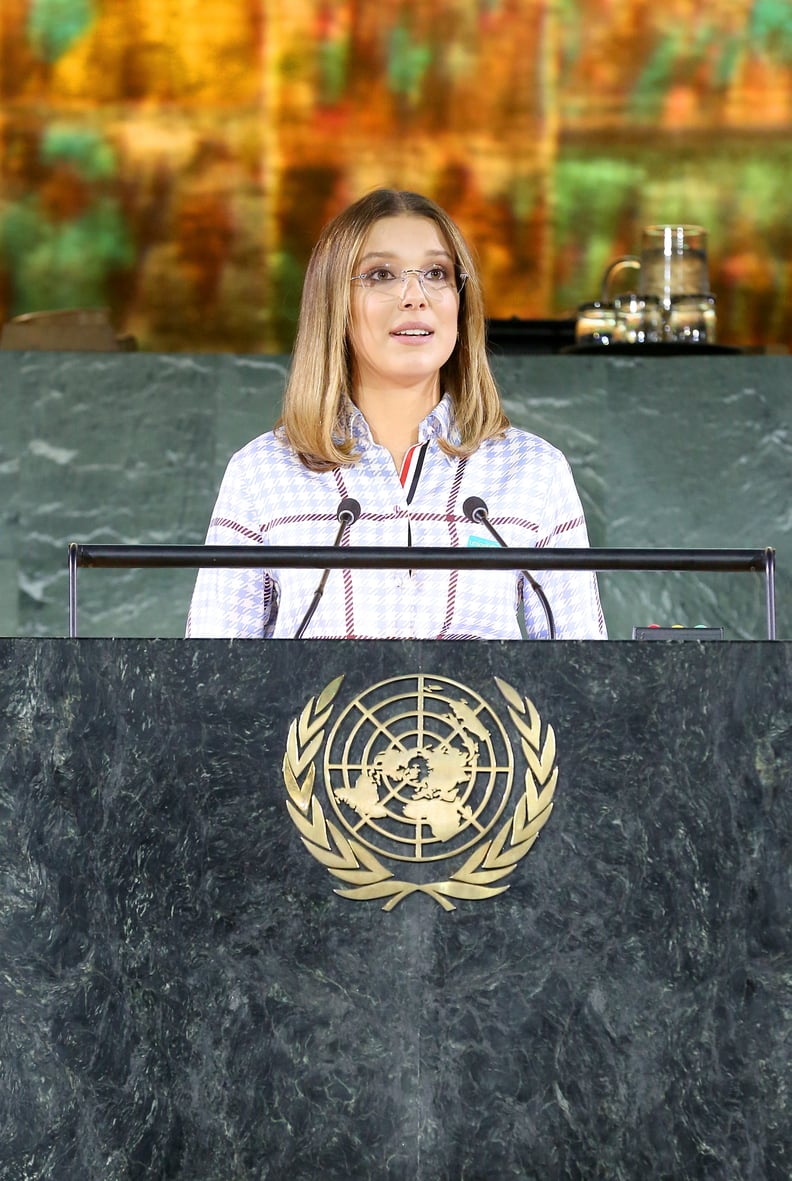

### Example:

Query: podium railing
xmin=67 ymin=543 xmax=777 ymax=640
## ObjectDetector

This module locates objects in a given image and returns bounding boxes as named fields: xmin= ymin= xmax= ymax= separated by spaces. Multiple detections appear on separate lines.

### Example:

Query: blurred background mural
xmin=1 ymin=0 xmax=792 ymax=353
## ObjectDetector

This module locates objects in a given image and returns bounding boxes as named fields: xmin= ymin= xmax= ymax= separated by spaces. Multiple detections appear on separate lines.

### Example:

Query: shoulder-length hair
xmin=278 ymin=188 xmax=509 ymax=471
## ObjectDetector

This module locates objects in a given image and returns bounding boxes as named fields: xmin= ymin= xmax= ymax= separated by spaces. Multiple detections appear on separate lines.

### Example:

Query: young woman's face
xmin=348 ymin=214 xmax=460 ymax=395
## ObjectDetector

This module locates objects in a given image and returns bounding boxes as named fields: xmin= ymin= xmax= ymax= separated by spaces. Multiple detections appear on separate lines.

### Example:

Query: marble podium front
xmin=1 ymin=639 xmax=790 ymax=1181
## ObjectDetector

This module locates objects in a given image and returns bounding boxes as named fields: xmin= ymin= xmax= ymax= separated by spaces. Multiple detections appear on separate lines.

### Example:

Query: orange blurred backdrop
xmin=2 ymin=0 xmax=791 ymax=352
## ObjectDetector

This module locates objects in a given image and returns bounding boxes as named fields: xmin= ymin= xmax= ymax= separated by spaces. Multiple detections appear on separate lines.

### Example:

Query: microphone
xmin=335 ymin=497 xmax=361 ymax=529
xmin=462 ymin=496 xmax=556 ymax=639
xmin=294 ymin=497 xmax=361 ymax=639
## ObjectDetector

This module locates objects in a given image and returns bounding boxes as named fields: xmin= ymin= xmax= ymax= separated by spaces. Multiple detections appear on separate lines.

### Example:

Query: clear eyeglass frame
xmin=350 ymin=266 xmax=469 ymax=300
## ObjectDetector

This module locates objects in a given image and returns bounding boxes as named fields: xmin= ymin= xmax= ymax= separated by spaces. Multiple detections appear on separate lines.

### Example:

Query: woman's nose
xmin=399 ymin=271 xmax=427 ymax=305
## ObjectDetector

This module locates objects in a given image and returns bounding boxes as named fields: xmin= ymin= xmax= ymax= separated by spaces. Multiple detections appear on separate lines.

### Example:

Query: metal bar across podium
xmin=67 ymin=543 xmax=777 ymax=640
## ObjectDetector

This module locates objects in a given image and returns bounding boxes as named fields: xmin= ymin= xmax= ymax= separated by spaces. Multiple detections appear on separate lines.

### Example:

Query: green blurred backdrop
xmin=2 ymin=1 xmax=791 ymax=353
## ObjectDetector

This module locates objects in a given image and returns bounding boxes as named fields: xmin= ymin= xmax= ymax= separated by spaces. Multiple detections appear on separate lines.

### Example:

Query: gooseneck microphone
xmin=294 ymin=497 xmax=361 ymax=639
xmin=462 ymin=496 xmax=556 ymax=639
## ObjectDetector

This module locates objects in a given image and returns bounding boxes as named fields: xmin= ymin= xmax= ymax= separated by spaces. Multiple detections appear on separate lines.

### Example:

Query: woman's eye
xmin=367 ymin=268 xmax=396 ymax=283
xmin=424 ymin=266 xmax=449 ymax=282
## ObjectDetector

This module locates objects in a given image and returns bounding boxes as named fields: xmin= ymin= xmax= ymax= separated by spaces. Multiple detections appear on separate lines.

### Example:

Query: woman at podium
xmin=187 ymin=188 xmax=605 ymax=640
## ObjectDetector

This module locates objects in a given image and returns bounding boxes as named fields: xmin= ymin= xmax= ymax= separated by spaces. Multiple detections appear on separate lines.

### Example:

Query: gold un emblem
xmin=282 ymin=674 xmax=558 ymax=911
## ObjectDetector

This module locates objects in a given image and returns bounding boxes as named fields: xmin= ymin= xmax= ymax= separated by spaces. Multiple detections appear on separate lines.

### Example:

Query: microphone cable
xmin=462 ymin=495 xmax=556 ymax=639
xmin=294 ymin=497 xmax=361 ymax=639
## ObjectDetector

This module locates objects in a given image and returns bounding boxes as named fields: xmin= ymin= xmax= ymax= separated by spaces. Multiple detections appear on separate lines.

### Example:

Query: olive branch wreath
xmin=282 ymin=674 xmax=557 ymax=911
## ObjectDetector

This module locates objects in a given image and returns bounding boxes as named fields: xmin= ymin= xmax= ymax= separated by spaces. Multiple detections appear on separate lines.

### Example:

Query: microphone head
xmin=337 ymin=497 xmax=362 ymax=524
xmin=462 ymin=495 xmax=488 ymax=523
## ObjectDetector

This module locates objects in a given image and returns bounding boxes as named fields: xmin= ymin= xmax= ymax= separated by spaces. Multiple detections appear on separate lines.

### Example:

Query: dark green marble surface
xmin=0 ymin=352 xmax=789 ymax=639
xmin=0 ymin=639 xmax=790 ymax=1180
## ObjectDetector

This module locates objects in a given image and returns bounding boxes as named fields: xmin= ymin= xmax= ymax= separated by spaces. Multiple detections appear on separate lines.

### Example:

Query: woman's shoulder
xmin=229 ymin=427 xmax=302 ymax=471
xmin=217 ymin=429 xmax=313 ymax=500
xmin=481 ymin=424 xmax=569 ymax=466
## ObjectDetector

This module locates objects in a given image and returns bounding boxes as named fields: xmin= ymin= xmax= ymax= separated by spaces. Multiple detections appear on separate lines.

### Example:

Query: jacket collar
xmin=339 ymin=391 xmax=459 ymax=453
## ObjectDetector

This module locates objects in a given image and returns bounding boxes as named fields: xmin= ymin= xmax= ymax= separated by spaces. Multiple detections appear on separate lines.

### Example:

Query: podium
xmin=1 ymin=638 xmax=789 ymax=1179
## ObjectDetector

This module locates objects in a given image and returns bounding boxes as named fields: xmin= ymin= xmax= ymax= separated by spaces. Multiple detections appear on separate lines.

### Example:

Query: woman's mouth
xmin=390 ymin=322 xmax=434 ymax=341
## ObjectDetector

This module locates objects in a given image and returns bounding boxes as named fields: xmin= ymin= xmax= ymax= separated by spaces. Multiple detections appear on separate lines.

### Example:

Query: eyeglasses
xmin=350 ymin=264 xmax=468 ymax=300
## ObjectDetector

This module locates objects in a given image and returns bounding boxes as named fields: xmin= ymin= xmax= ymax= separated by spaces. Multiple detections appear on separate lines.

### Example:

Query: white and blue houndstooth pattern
xmin=186 ymin=395 xmax=606 ymax=640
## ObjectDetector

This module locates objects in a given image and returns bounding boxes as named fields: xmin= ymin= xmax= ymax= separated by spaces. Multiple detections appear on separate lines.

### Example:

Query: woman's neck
xmin=353 ymin=379 xmax=441 ymax=471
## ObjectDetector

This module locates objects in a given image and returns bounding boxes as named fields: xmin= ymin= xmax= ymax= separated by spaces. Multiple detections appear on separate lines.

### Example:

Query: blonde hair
xmin=279 ymin=188 xmax=509 ymax=471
